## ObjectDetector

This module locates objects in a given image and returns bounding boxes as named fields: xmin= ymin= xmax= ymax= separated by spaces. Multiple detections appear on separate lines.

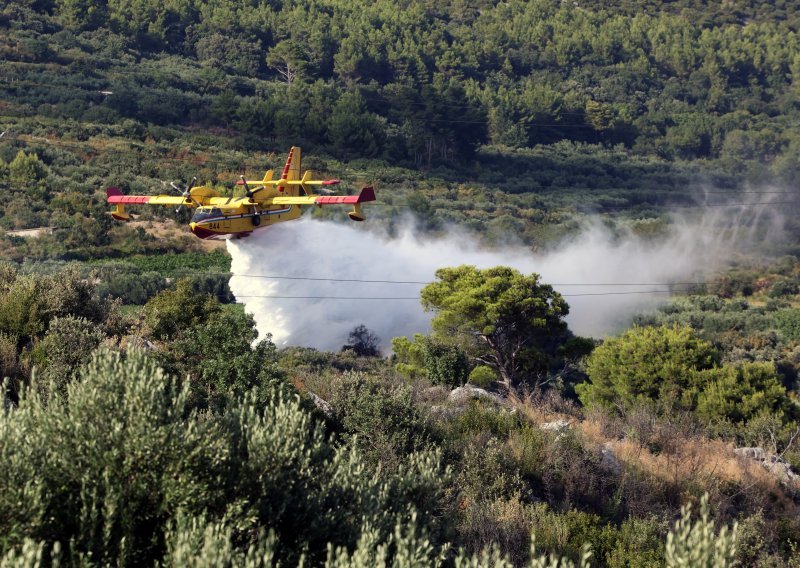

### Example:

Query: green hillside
xmin=2 ymin=1 xmax=800 ymax=566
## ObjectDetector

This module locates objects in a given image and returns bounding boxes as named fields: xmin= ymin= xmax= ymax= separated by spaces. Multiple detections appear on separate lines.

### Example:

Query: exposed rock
xmin=447 ymin=385 xmax=503 ymax=406
xmin=735 ymin=446 xmax=799 ymax=487
xmin=734 ymin=447 xmax=768 ymax=461
xmin=539 ymin=419 xmax=571 ymax=433
xmin=307 ymin=391 xmax=333 ymax=419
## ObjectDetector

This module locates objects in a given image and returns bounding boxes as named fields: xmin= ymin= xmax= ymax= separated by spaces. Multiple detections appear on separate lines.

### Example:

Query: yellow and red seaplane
xmin=106 ymin=147 xmax=375 ymax=240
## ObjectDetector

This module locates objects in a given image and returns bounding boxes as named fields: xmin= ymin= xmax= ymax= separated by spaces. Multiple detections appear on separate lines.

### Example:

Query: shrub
xmin=328 ymin=372 xmax=432 ymax=470
xmin=423 ymin=338 xmax=470 ymax=388
xmin=665 ymin=495 xmax=737 ymax=567
xmin=774 ymin=308 xmax=800 ymax=341
xmin=695 ymin=362 xmax=790 ymax=426
xmin=163 ymin=307 xmax=287 ymax=411
xmin=469 ymin=365 xmax=497 ymax=389
xmin=144 ymin=278 xmax=220 ymax=340
xmin=35 ymin=315 xmax=105 ymax=396
xmin=768 ymin=279 xmax=799 ymax=298
xmin=448 ymin=401 xmax=522 ymax=439
xmin=0 ymin=350 xmax=451 ymax=566
xmin=577 ymin=325 xmax=718 ymax=414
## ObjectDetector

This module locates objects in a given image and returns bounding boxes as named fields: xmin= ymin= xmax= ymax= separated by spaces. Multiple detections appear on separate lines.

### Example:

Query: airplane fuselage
xmin=189 ymin=202 xmax=302 ymax=239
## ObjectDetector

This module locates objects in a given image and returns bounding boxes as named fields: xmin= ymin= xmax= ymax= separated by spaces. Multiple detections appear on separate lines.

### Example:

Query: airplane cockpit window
xmin=191 ymin=208 xmax=223 ymax=222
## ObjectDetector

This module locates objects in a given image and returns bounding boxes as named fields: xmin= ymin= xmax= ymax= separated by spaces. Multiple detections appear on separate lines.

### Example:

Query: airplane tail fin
xmin=280 ymin=146 xmax=302 ymax=182
xmin=288 ymin=146 xmax=301 ymax=181
xmin=348 ymin=186 xmax=376 ymax=222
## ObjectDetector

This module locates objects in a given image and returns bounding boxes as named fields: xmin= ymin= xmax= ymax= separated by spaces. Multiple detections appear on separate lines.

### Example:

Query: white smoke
xmin=227 ymin=204 xmax=782 ymax=351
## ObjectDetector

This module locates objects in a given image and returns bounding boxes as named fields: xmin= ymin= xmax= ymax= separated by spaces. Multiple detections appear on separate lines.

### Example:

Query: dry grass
xmin=508 ymin=393 xmax=800 ymax=517
xmin=128 ymin=220 xmax=226 ymax=250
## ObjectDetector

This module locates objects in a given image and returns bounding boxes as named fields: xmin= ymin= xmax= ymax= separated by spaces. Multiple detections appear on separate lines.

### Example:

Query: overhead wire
xmin=83 ymin=265 xmax=713 ymax=288
xmin=222 ymin=272 xmax=706 ymax=287
xmin=232 ymin=289 xmax=678 ymax=300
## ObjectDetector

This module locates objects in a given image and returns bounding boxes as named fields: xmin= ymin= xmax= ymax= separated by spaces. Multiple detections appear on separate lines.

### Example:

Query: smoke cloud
xmin=227 ymin=203 xmax=782 ymax=351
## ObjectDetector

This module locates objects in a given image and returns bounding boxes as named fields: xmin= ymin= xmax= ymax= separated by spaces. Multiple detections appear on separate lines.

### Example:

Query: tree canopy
xmin=420 ymin=265 xmax=570 ymax=389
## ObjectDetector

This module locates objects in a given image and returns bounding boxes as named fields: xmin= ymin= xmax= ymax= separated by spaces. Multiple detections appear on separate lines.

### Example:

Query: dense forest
xmin=2 ymin=0 xmax=800 ymax=566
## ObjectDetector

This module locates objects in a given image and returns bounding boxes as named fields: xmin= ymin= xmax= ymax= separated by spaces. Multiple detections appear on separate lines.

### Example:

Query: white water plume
xmin=227 ymin=203 xmax=783 ymax=351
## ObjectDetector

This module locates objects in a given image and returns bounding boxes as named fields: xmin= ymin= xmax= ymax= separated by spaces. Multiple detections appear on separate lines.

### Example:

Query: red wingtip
xmin=235 ymin=179 xmax=245 ymax=185
xmin=106 ymin=186 xmax=123 ymax=198
xmin=322 ymin=179 xmax=341 ymax=186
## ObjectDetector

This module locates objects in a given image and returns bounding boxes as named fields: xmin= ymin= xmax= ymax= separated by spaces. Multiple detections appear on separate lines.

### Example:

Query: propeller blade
xmin=170 ymin=177 xmax=199 ymax=211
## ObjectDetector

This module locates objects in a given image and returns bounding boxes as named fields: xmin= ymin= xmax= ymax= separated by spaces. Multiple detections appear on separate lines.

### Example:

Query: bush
xmin=0 ymin=350 xmax=451 ymax=566
xmin=144 ymin=278 xmax=220 ymax=340
xmin=768 ymin=279 xmax=799 ymax=298
xmin=35 ymin=315 xmax=105 ymax=396
xmin=695 ymin=362 xmax=790 ymax=426
xmin=423 ymin=338 xmax=470 ymax=387
xmin=774 ymin=308 xmax=800 ymax=341
xmin=469 ymin=365 xmax=497 ymax=388
xmin=577 ymin=325 xmax=718 ymax=414
xmin=328 ymin=372 xmax=433 ymax=470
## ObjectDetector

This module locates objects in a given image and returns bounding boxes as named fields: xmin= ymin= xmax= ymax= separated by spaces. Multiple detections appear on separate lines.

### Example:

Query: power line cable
xmin=233 ymin=289 xmax=677 ymax=300
xmin=223 ymin=272 xmax=707 ymax=286
xmin=88 ymin=266 xmax=712 ymax=287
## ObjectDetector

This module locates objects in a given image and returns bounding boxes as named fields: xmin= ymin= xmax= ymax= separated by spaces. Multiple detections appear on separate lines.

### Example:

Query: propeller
xmin=241 ymin=175 xmax=266 ymax=199
xmin=170 ymin=177 xmax=199 ymax=212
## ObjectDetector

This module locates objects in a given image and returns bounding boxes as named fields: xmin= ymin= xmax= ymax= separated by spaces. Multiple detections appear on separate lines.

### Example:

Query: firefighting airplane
xmin=106 ymin=147 xmax=375 ymax=239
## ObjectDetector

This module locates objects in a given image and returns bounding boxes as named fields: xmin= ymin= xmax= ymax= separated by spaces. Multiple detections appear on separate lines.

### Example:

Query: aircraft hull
xmin=190 ymin=207 xmax=300 ymax=239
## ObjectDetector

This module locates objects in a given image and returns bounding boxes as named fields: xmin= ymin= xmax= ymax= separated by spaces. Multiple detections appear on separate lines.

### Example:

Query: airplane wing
xmin=270 ymin=186 xmax=376 ymax=206
xmin=106 ymin=190 xmax=187 ymax=206
xmin=106 ymin=186 xmax=205 ymax=221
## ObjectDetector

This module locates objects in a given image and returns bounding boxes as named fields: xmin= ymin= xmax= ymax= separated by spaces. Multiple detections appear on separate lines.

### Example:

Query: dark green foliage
xmin=695 ymin=362 xmax=791 ymax=425
xmin=110 ymin=250 xmax=231 ymax=274
xmin=327 ymin=372 xmax=433 ymax=470
xmin=96 ymin=271 xmax=169 ymax=304
xmin=422 ymin=339 xmax=471 ymax=388
xmin=144 ymin=278 xmax=220 ymax=341
xmin=447 ymin=401 xmax=523 ymax=439
xmin=577 ymin=324 xmax=719 ymax=413
xmin=342 ymin=324 xmax=380 ymax=357
xmin=165 ymin=307 xmax=286 ymax=411
xmin=774 ymin=308 xmax=800 ymax=341
xmin=578 ymin=324 xmax=796 ymax=441
xmin=468 ymin=365 xmax=497 ymax=388
xmin=0 ymin=265 xmax=112 ymax=347
xmin=421 ymin=265 xmax=571 ymax=390
xmin=35 ymin=315 xmax=104 ymax=396
xmin=392 ymin=333 xmax=473 ymax=387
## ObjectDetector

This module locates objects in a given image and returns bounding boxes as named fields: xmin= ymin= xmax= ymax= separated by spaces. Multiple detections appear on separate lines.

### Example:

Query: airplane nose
xmin=189 ymin=222 xmax=215 ymax=239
